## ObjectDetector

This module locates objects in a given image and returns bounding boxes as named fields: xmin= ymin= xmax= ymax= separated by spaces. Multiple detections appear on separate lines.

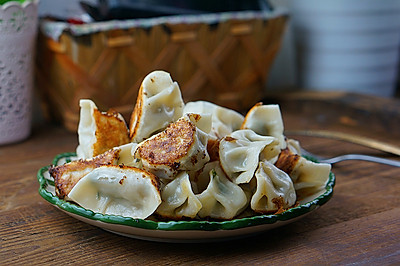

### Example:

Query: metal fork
xmin=286 ymin=130 xmax=400 ymax=167
xmin=301 ymin=149 xmax=400 ymax=167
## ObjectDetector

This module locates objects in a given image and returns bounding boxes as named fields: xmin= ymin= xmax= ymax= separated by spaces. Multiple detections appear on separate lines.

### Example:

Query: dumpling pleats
xmin=156 ymin=172 xmax=202 ymax=219
xmin=251 ymin=161 xmax=296 ymax=213
xmin=196 ymin=162 xmax=248 ymax=220
xmin=184 ymin=100 xmax=244 ymax=139
xmin=219 ymin=129 xmax=277 ymax=184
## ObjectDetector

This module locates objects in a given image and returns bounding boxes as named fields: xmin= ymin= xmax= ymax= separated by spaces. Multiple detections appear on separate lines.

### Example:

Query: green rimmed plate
xmin=37 ymin=152 xmax=335 ymax=243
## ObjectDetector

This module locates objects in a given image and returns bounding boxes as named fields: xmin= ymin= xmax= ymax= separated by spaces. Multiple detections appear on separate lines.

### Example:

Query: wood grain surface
xmin=1 ymin=92 xmax=399 ymax=265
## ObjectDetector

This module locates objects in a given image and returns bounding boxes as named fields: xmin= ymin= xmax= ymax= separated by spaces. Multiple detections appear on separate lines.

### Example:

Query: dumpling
xmin=183 ymin=101 xmax=244 ymax=139
xmin=114 ymin=142 xmax=141 ymax=168
xmin=50 ymin=148 xmax=120 ymax=199
xmin=135 ymin=115 xmax=210 ymax=179
xmin=68 ymin=165 xmax=161 ymax=219
xmin=156 ymin=172 xmax=202 ymax=219
xmin=274 ymin=148 xmax=302 ymax=175
xmin=241 ymin=103 xmax=286 ymax=150
xmin=184 ymin=111 xmax=220 ymax=163
xmin=196 ymin=162 xmax=248 ymax=220
xmin=287 ymin=138 xmax=302 ymax=155
xmin=76 ymin=99 xmax=130 ymax=159
xmin=274 ymin=148 xmax=331 ymax=203
xmin=219 ymin=129 xmax=277 ymax=184
xmin=183 ymin=112 xmax=212 ymax=135
xmin=129 ymin=71 xmax=184 ymax=142
xmin=250 ymin=161 xmax=296 ymax=213
xmin=289 ymin=157 xmax=331 ymax=203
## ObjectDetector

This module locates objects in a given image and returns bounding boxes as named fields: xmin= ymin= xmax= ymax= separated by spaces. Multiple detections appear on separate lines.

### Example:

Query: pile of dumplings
xmin=49 ymin=70 xmax=332 ymax=221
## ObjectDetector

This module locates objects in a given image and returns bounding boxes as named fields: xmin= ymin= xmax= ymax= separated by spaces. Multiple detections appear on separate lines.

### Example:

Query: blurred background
xmin=37 ymin=0 xmax=400 ymax=98
xmin=2 ymin=0 xmax=398 ymax=140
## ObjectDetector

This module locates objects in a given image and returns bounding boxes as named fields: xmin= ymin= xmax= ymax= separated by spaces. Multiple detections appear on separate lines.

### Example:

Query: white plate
xmin=37 ymin=152 xmax=335 ymax=243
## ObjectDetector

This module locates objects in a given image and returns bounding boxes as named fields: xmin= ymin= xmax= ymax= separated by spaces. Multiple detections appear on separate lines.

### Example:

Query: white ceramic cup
xmin=0 ymin=0 xmax=39 ymax=145
xmin=290 ymin=0 xmax=400 ymax=97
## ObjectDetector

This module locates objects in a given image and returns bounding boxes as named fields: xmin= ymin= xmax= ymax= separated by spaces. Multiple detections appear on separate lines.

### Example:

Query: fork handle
xmin=286 ymin=130 xmax=400 ymax=157
xmin=321 ymin=154 xmax=400 ymax=167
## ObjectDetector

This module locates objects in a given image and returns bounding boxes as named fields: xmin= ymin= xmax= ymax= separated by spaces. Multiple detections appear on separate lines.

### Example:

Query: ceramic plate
xmin=37 ymin=152 xmax=335 ymax=243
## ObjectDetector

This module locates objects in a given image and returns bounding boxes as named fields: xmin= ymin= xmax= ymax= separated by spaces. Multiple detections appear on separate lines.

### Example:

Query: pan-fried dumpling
xmin=129 ymin=71 xmax=184 ymax=142
xmin=50 ymin=148 xmax=120 ymax=199
xmin=251 ymin=161 xmax=296 ymax=213
xmin=274 ymin=148 xmax=331 ymax=203
xmin=68 ymin=165 xmax=161 ymax=219
xmin=183 ymin=101 xmax=244 ymax=139
xmin=76 ymin=99 xmax=130 ymax=159
xmin=156 ymin=172 xmax=202 ymax=219
xmin=241 ymin=103 xmax=286 ymax=150
xmin=196 ymin=162 xmax=248 ymax=220
xmin=219 ymin=129 xmax=277 ymax=184
xmin=135 ymin=115 xmax=210 ymax=179
xmin=113 ymin=142 xmax=142 ymax=168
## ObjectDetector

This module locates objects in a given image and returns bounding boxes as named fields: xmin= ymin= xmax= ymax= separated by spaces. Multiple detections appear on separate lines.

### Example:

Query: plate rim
xmin=37 ymin=152 xmax=335 ymax=232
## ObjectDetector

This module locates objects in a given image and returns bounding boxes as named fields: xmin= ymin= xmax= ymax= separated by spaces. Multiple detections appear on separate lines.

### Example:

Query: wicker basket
xmin=36 ymin=10 xmax=288 ymax=131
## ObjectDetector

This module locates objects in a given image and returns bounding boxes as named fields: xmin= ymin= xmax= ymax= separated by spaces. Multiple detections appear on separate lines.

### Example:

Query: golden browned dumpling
xmin=76 ymin=99 xmax=130 ymax=159
xmin=49 ymin=148 xmax=120 ymax=199
xmin=68 ymin=165 xmax=162 ymax=220
xmin=274 ymin=148 xmax=331 ymax=203
xmin=135 ymin=116 xmax=210 ymax=179
xmin=129 ymin=71 xmax=184 ymax=142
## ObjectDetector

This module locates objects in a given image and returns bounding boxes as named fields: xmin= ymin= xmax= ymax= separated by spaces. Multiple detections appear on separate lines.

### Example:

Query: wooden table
xmin=1 ymin=92 xmax=399 ymax=264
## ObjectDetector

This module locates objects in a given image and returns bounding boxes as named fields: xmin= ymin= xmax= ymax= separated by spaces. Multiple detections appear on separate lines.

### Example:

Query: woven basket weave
xmin=36 ymin=11 xmax=288 ymax=131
